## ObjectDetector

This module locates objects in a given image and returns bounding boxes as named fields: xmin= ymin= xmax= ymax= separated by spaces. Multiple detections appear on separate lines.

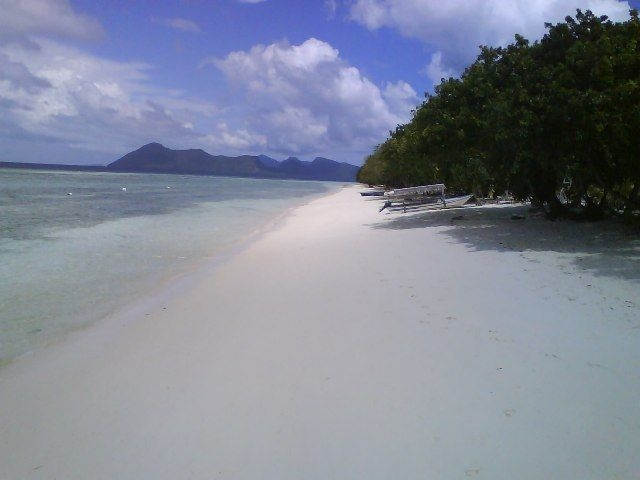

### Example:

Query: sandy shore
xmin=1 ymin=185 xmax=639 ymax=479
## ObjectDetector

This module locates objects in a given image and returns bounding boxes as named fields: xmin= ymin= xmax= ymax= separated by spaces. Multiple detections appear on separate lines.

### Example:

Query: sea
xmin=0 ymin=168 xmax=335 ymax=365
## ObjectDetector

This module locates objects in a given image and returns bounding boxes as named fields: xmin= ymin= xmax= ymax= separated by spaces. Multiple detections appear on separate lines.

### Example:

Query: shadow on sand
xmin=369 ymin=204 xmax=640 ymax=282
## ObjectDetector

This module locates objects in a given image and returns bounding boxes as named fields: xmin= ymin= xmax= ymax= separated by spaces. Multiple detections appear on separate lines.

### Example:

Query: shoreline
xmin=7 ymin=188 xmax=331 ymax=372
xmin=1 ymin=181 xmax=340 ymax=369
xmin=1 ymin=185 xmax=639 ymax=479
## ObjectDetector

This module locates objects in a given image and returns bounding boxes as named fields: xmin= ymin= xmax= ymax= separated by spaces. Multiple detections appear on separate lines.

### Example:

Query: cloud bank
xmin=0 ymin=0 xmax=217 ymax=163
xmin=3 ymin=39 xmax=207 ymax=151
xmin=210 ymin=38 xmax=418 ymax=158
xmin=348 ymin=0 xmax=633 ymax=84
xmin=0 ymin=0 xmax=104 ymax=41
xmin=0 ymin=0 xmax=417 ymax=164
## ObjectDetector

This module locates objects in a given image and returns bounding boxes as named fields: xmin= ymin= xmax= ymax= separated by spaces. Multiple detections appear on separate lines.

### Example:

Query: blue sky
xmin=1 ymin=0 xmax=639 ymax=166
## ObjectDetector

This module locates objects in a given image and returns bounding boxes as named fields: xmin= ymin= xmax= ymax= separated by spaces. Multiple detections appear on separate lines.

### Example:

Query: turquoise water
xmin=0 ymin=169 xmax=334 ymax=364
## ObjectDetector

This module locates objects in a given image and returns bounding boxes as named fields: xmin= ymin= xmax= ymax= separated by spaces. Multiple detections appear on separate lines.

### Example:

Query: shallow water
xmin=0 ymin=169 xmax=334 ymax=364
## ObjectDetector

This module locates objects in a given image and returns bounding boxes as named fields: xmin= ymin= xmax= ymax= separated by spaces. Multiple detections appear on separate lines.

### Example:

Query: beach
xmin=1 ymin=185 xmax=639 ymax=479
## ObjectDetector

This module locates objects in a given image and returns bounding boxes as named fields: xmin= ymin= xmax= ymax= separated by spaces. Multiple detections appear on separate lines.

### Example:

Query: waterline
xmin=0 ymin=169 xmax=336 ymax=364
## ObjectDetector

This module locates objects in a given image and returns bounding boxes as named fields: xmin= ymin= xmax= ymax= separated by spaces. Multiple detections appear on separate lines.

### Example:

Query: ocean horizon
xmin=0 ymin=168 xmax=335 ymax=365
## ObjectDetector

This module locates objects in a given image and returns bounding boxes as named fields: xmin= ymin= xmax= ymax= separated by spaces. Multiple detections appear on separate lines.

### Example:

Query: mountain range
xmin=0 ymin=143 xmax=360 ymax=182
xmin=107 ymin=143 xmax=359 ymax=181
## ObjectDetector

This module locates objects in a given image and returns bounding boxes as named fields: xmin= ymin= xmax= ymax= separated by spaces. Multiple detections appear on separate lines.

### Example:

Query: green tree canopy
xmin=357 ymin=9 xmax=640 ymax=218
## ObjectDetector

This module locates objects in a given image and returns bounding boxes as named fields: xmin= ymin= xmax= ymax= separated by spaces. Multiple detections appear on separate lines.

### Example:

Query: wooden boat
xmin=380 ymin=193 xmax=475 ymax=213
xmin=442 ymin=194 xmax=475 ymax=208
xmin=384 ymin=184 xmax=446 ymax=198
xmin=359 ymin=189 xmax=385 ymax=197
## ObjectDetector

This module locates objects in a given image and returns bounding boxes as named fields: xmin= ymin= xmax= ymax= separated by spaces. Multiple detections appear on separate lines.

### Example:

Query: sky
xmin=1 ymin=0 xmax=639 ymax=166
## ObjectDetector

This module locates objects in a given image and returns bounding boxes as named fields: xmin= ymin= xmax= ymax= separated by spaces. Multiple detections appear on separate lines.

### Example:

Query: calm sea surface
xmin=0 ymin=169 xmax=335 ymax=365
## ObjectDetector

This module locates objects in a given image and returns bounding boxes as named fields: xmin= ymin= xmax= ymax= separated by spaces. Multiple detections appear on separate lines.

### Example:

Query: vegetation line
xmin=357 ymin=9 xmax=640 ymax=221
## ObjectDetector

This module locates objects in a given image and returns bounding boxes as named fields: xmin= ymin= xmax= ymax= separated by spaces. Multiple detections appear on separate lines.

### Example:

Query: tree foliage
xmin=357 ymin=9 xmax=640 ymax=217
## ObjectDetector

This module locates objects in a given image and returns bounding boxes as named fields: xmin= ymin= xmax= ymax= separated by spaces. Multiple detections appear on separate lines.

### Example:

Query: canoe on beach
xmin=379 ymin=193 xmax=475 ymax=213
xmin=359 ymin=190 xmax=385 ymax=197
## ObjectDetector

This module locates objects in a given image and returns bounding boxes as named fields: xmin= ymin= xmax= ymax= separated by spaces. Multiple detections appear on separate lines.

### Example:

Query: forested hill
xmin=108 ymin=143 xmax=359 ymax=182
xmin=1 ymin=144 xmax=360 ymax=182
xmin=357 ymin=9 xmax=640 ymax=219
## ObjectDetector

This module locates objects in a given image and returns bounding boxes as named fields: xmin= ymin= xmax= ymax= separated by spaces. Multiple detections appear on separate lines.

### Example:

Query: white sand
xmin=1 ymin=186 xmax=639 ymax=479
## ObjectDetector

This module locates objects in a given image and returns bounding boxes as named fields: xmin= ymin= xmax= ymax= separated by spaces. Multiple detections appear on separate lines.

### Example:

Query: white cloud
xmin=0 ymin=53 xmax=51 ymax=93
xmin=0 ymin=0 xmax=420 ymax=164
xmin=212 ymin=38 xmax=419 ymax=158
xmin=383 ymin=80 xmax=422 ymax=116
xmin=421 ymin=51 xmax=457 ymax=85
xmin=0 ymin=38 xmax=215 ymax=155
xmin=0 ymin=0 xmax=104 ymax=41
xmin=199 ymin=123 xmax=267 ymax=151
xmin=0 ymin=0 xmax=223 ymax=162
xmin=153 ymin=17 xmax=201 ymax=33
xmin=349 ymin=0 xmax=633 ymax=76
xmin=325 ymin=0 xmax=338 ymax=18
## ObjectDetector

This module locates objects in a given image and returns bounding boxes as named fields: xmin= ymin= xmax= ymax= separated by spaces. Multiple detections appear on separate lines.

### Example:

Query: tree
xmin=358 ymin=9 xmax=640 ymax=220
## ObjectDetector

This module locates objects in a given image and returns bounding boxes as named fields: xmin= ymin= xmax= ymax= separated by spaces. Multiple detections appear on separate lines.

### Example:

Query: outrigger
xmin=377 ymin=184 xmax=474 ymax=213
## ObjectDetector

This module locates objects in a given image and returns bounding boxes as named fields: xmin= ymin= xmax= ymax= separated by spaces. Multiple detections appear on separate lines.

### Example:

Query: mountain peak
xmin=312 ymin=157 xmax=336 ymax=164
xmin=140 ymin=142 xmax=165 ymax=149
xmin=257 ymin=154 xmax=280 ymax=169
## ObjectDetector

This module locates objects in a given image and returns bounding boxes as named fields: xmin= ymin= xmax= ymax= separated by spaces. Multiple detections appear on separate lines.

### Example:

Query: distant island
xmin=0 ymin=142 xmax=360 ymax=182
